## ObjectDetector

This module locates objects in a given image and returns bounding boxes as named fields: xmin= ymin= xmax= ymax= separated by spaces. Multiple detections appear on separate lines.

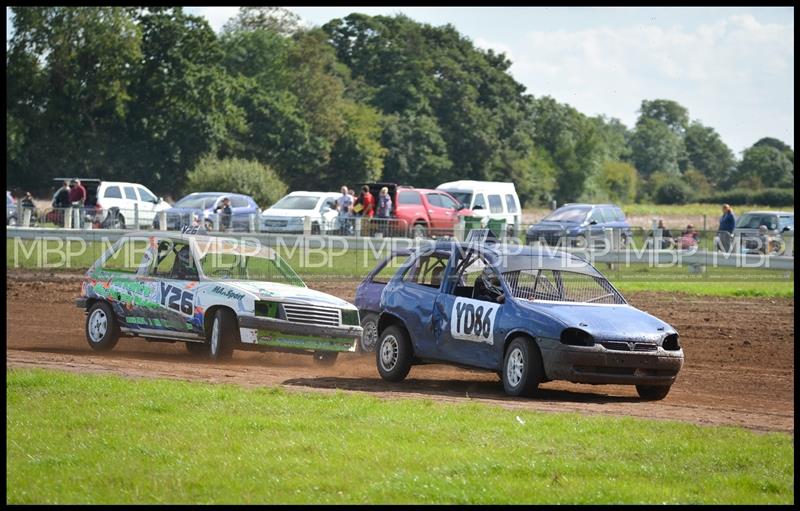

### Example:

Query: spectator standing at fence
xmin=717 ymin=204 xmax=736 ymax=252
xmin=53 ymin=181 xmax=71 ymax=208
xmin=215 ymin=196 xmax=232 ymax=231
xmin=69 ymin=178 xmax=87 ymax=206
xmin=356 ymin=185 xmax=375 ymax=218
xmin=337 ymin=185 xmax=354 ymax=235
xmin=375 ymin=186 xmax=392 ymax=236
xmin=648 ymin=219 xmax=674 ymax=249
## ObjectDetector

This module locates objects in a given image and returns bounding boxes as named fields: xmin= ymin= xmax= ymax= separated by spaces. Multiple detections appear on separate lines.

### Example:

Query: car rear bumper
xmin=539 ymin=340 xmax=684 ymax=386
xmin=238 ymin=315 xmax=362 ymax=352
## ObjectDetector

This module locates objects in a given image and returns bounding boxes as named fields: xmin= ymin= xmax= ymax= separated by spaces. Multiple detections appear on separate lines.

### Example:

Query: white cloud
xmin=190 ymin=6 xmax=239 ymax=33
xmin=513 ymin=15 xmax=794 ymax=152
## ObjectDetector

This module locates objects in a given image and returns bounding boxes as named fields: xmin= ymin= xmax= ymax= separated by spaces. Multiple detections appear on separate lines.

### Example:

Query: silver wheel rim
xmin=211 ymin=316 xmax=220 ymax=355
xmin=88 ymin=309 xmax=108 ymax=343
xmin=362 ymin=321 xmax=378 ymax=351
xmin=380 ymin=335 xmax=399 ymax=371
xmin=506 ymin=347 xmax=524 ymax=387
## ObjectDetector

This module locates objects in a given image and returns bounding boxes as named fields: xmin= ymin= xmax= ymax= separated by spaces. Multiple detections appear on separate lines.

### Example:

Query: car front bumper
xmin=238 ymin=315 xmax=362 ymax=353
xmin=539 ymin=339 xmax=684 ymax=386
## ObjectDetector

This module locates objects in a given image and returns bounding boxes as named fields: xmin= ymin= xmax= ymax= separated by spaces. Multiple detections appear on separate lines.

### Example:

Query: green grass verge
xmin=6 ymin=368 xmax=794 ymax=504
xmin=6 ymin=239 xmax=793 ymax=298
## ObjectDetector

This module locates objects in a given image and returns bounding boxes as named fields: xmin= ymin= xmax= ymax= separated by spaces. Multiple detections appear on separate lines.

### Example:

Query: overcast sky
xmin=7 ymin=6 xmax=794 ymax=155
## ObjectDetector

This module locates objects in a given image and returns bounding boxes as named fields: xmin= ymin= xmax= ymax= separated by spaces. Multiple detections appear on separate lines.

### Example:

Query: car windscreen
xmin=194 ymin=238 xmax=305 ymax=286
xmin=542 ymin=206 xmax=590 ymax=223
xmin=503 ymin=269 xmax=625 ymax=304
xmin=174 ymin=195 xmax=220 ymax=209
xmin=271 ymin=196 xmax=320 ymax=210
xmin=736 ymin=214 xmax=778 ymax=230
xmin=443 ymin=191 xmax=472 ymax=208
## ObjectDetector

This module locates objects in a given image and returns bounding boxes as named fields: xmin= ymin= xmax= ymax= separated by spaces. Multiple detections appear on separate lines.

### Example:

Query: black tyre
xmin=311 ymin=222 xmax=321 ymax=235
xmin=359 ymin=312 xmax=379 ymax=353
xmin=636 ymin=384 xmax=671 ymax=401
xmin=376 ymin=325 xmax=413 ymax=382
xmin=502 ymin=337 xmax=544 ymax=397
xmin=312 ymin=351 xmax=339 ymax=366
xmin=185 ymin=341 xmax=209 ymax=357
xmin=112 ymin=213 xmax=125 ymax=229
xmin=208 ymin=308 xmax=237 ymax=360
xmin=85 ymin=301 xmax=120 ymax=351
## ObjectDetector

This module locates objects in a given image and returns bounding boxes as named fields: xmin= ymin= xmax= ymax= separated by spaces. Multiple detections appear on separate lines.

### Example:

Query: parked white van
xmin=436 ymin=180 xmax=522 ymax=235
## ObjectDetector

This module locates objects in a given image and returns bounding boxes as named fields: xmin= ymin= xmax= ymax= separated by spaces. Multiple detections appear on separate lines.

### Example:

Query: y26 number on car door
xmin=451 ymin=297 xmax=500 ymax=344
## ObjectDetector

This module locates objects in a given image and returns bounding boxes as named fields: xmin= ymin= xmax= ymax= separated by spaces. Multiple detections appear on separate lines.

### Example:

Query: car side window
xmin=438 ymin=194 xmax=459 ymax=209
xmin=124 ymin=186 xmax=137 ymax=200
xmin=473 ymin=193 xmax=487 ymax=210
xmin=505 ymin=194 xmax=518 ymax=213
xmin=372 ymin=253 xmax=411 ymax=284
xmin=449 ymin=252 xmax=502 ymax=303
xmin=398 ymin=191 xmax=422 ymax=205
xmin=138 ymin=187 xmax=157 ymax=203
xmin=402 ymin=253 xmax=450 ymax=288
xmin=426 ymin=194 xmax=443 ymax=208
xmin=488 ymin=194 xmax=503 ymax=214
xmin=230 ymin=196 xmax=249 ymax=208
xmin=148 ymin=240 xmax=198 ymax=280
xmin=588 ymin=209 xmax=604 ymax=224
xmin=101 ymin=239 xmax=150 ymax=274
xmin=104 ymin=186 xmax=122 ymax=199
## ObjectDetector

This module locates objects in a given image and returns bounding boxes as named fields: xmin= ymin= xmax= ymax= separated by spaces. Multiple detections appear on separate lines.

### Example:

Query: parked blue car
xmin=153 ymin=192 xmax=260 ymax=231
xmin=525 ymin=203 xmax=632 ymax=247
xmin=356 ymin=238 xmax=683 ymax=400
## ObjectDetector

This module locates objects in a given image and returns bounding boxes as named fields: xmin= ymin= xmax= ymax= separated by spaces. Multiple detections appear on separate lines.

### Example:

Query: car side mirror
xmin=472 ymin=204 xmax=483 ymax=210
xmin=589 ymin=220 xmax=598 ymax=225
xmin=153 ymin=197 xmax=161 ymax=204
xmin=782 ymin=226 xmax=791 ymax=232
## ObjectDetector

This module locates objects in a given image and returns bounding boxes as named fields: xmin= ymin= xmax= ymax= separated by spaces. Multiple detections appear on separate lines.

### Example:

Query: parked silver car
xmin=733 ymin=210 xmax=794 ymax=255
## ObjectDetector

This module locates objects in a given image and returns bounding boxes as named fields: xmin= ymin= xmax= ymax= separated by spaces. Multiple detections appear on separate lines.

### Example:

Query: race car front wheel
xmin=208 ymin=309 xmax=237 ymax=360
xmin=376 ymin=325 xmax=412 ymax=382
xmin=502 ymin=337 xmax=543 ymax=397
xmin=636 ymin=384 xmax=672 ymax=401
xmin=85 ymin=301 xmax=120 ymax=351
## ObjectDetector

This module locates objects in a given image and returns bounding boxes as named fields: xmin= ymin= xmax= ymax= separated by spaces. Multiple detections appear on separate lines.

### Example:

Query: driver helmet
xmin=177 ymin=245 xmax=193 ymax=270
xmin=480 ymin=267 xmax=502 ymax=295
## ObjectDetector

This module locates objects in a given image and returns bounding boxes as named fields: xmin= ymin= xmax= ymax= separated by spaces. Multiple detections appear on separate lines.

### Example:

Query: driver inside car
xmin=473 ymin=267 xmax=505 ymax=303
xmin=171 ymin=245 xmax=198 ymax=280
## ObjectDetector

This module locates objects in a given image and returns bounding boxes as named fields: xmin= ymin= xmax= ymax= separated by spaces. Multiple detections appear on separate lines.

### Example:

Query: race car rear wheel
xmin=312 ymin=351 xmax=339 ymax=366
xmin=85 ymin=301 xmax=120 ymax=351
xmin=377 ymin=325 xmax=412 ymax=382
xmin=636 ymin=384 xmax=671 ymax=401
xmin=502 ymin=337 xmax=543 ymax=397
xmin=208 ymin=308 xmax=236 ymax=360
xmin=359 ymin=312 xmax=379 ymax=353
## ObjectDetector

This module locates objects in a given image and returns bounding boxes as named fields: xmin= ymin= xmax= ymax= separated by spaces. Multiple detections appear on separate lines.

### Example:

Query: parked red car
xmin=361 ymin=183 xmax=473 ymax=237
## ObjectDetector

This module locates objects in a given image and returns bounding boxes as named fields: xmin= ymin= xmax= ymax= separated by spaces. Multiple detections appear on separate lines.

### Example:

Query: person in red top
xmin=358 ymin=185 xmax=375 ymax=218
xmin=68 ymin=178 xmax=87 ymax=206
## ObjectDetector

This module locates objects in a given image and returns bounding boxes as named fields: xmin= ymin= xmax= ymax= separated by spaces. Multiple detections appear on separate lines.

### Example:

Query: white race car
xmin=75 ymin=230 xmax=362 ymax=365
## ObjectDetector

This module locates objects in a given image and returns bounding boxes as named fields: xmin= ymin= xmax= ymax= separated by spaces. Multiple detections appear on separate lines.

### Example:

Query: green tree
xmin=639 ymin=99 xmax=689 ymax=136
xmin=629 ymin=118 xmax=683 ymax=177
xmin=6 ymin=6 xmax=142 ymax=190
xmin=222 ymin=6 xmax=301 ymax=36
xmin=684 ymin=122 xmax=735 ymax=186
xmin=731 ymin=145 xmax=794 ymax=189
xmin=184 ymin=155 xmax=288 ymax=208
xmin=597 ymin=160 xmax=638 ymax=204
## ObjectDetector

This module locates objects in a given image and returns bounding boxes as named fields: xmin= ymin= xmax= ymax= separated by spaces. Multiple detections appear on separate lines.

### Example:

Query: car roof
xmin=436 ymin=180 xmax=517 ymax=192
xmin=559 ymin=203 xmax=620 ymax=208
xmin=286 ymin=191 xmax=340 ymax=197
xmin=740 ymin=211 xmax=793 ymax=216
xmin=418 ymin=240 xmax=603 ymax=278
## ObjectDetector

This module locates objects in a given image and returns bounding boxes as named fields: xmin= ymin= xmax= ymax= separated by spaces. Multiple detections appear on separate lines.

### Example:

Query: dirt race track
xmin=6 ymin=270 xmax=795 ymax=434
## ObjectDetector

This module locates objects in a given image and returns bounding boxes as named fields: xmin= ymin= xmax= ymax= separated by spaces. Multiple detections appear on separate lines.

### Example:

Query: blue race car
xmin=358 ymin=236 xmax=684 ymax=400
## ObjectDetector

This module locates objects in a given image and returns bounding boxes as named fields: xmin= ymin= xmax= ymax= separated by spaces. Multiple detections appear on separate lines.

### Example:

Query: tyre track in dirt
xmin=5 ymin=270 xmax=794 ymax=433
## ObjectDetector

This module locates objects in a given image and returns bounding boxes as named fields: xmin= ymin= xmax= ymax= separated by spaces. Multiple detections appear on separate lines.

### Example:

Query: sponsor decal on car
xmin=450 ymin=297 xmax=500 ymax=345
xmin=211 ymin=285 xmax=245 ymax=301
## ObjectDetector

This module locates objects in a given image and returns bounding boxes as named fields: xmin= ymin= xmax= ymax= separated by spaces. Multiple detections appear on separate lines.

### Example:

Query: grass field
xmin=6 ymin=238 xmax=794 ymax=298
xmin=6 ymin=368 xmax=793 ymax=505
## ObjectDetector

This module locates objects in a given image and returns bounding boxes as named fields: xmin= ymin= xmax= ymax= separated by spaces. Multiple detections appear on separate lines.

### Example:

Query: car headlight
xmin=560 ymin=328 xmax=594 ymax=347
